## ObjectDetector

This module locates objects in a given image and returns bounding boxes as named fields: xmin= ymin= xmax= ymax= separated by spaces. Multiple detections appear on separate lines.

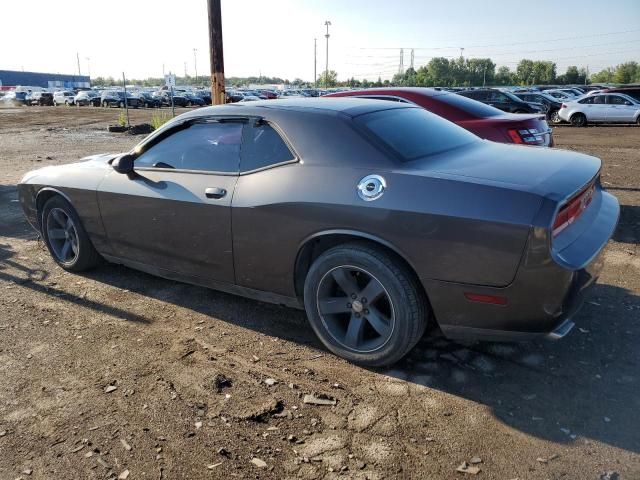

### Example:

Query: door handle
xmin=205 ymin=187 xmax=227 ymax=199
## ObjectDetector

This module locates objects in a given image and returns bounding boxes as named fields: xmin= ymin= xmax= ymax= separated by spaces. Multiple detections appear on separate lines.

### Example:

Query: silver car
xmin=558 ymin=93 xmax=640 ymax=126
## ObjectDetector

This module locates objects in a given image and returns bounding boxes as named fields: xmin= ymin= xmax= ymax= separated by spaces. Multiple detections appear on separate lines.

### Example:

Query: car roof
xmin=329 ymin=87 xmax=448 ymax=98
xmin=182 ymin=97 xmax=414 ymax=119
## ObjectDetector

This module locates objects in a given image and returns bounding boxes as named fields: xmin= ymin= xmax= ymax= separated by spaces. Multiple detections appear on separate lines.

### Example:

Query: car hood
xmin=407 ymin=140 xmax=600 ymax=202
xmin=20 ymin=153 xmax=119 ymax=185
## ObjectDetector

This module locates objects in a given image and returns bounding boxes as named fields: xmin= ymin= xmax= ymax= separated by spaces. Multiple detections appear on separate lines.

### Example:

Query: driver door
xmin=97 ymin=119 xmax=243 ymax=283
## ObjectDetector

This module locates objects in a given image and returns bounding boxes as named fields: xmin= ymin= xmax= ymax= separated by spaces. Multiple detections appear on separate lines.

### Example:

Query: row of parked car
xmin=452 ymin=85 xmax=640 ymax=126
xmin=4 ymin=82 xmax=638 ymax=127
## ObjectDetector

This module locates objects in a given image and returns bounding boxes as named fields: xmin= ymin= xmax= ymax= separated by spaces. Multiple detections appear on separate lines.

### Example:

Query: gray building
xmin=0 ymin=70 xmax=90 ymax=89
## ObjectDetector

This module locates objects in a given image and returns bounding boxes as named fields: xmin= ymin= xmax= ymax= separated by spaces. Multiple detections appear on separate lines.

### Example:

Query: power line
xmin=344 ymin=28 xmax=640 ymax=51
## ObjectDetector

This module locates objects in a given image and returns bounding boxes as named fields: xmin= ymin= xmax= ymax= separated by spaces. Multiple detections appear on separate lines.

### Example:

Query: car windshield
xmin=433 ymin=92 xmax=504 ymax=118
xmin=356 ymin=107 xmax=477 ymax=161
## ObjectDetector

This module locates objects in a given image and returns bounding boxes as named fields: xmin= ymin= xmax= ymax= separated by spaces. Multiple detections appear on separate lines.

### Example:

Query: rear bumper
xmin=425 ymin=191 xmax=619 ymax=342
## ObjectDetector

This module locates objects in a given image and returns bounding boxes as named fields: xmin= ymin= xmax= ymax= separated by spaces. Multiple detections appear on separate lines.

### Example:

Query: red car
xmin=325 ymin=87 xmax=554 ymax=147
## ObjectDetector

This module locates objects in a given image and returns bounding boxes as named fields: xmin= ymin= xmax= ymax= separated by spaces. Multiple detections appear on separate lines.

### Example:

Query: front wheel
xmin=303 ymin=243 xmax=427 ymax=367
xmin=570 ymin=113 xmax=587 ymax=127
xmin=118 ymin=101 xmax=125 ymax=108
xmin=41 ymin=196 xmax=101 ymax=272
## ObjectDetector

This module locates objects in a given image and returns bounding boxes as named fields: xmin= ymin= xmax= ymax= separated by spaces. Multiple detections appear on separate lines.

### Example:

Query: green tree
xmin=494 ymin=66 xmax=514 ymax=85
xmin=614 ymin=62 xmax=639 ymax=84
xmin=319 ymin=70 xmax=338 ymax=87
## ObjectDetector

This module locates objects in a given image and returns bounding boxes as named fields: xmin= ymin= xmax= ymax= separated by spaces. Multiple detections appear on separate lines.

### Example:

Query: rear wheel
xmin=102 ymin=101 xmax=108 ymax=108
xmin=41 ymin=196 xmax=100 ymax=272
xmin=549 ymin=109 xmax=560 ymax=124
xmin=118 ymin=101 xmax=125 ymax=108
xmin=571 ymin=113 xmax=587 ymax=127
xmin=303 ymin=243 xmax=427 ymax=367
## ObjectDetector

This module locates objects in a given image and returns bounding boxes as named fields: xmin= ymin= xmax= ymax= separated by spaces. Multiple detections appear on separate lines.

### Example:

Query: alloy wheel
xmin=316 ymin=265 xmax=395 ymax=352
xmin=46 ymin=208 xmax=79 ymax=264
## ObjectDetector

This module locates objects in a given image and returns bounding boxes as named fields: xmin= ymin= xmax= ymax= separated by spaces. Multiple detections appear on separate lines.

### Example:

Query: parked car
xmin=27 ymin=91 xmax=54 ymax=106
xmin=544 ymin=89 xmax=578 ymax=102
xmin=457 ymin=88 xmax=544 ymax=114
xmin=225 ymin=90 xmax=245 ymax=103
xmin=74 ymin=91 xmax=101 ymax=106
xmin=101 ymin=91 xmax=140 ymax=108
xmin=181 ymin=92 xmax=206 ymax=107
xmin=601 ymin=85 xmax=640 ymax=102
xmin=1 ymin=91 xmax=28 ymax=105
xmin=53 ymin=91 xmax=76 ymax=106
xmin=513 ymin=92 xmax=563 ymax=123
xmin=238 ymin=92 xmax=261 ymax=102
xmin=558 ymin=93 xmax=640 ymax=126
xmin=136 ymin=92 xmax=161 ymax=108
xmin=195 ymin=90 xmax=212 ymax=105
xmin=326 ymin=87 xmax=553 ymax=146
xmin=17 ymin=98 xmax=618 ymax=366
xmin=155 ymin=90 xmax=189 ymax=107
xmin=256 ymin=89 xmax=279 ymax=99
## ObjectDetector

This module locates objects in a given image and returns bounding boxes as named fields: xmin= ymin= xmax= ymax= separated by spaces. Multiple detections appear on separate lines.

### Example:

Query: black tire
xmin=102 ymin=101 xmax=108 ymax=108
xmin=303 ymin=242 xmax=427 ymax=367
xmin=41 ymin=196 xmax=100 ymax=272
xmin=118 ymin=101 xmax=125 ymax=108
xmin=636 ymin=116 xmax=640 ymax=126
xmin=570 ymin=113 xmax=587 ymax=127
xmin=549 ymin=109 xmax=560 ymax=124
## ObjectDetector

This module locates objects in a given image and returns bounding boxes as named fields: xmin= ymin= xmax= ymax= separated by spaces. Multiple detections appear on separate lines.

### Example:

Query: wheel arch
xmin=293 ymin=229 xmax=433 ymax=319
xmin=35 ymin=187 xmax=74 ymax=229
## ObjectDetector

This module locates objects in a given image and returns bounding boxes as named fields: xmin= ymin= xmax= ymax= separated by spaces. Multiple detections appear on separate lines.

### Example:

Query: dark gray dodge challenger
xmin=18 ymin=98 xmax=619 ymax=366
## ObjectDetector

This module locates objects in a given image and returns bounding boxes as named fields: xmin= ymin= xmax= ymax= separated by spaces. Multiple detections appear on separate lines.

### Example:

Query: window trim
xmin=131 ymin=115 xmax=300 ymax=176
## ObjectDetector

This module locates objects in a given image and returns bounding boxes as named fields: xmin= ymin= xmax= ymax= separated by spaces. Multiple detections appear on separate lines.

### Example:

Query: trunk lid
xmin=409 ymin=141 xmax=600 ymax=202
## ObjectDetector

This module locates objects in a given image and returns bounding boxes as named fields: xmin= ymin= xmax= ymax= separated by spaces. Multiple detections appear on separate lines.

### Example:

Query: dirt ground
xmin=0 ymin=106 xmax=638 ymax=480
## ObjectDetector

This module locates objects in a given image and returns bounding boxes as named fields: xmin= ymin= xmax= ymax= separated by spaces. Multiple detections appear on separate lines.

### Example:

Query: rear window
xmin=356 ymin=107 xmax=477 ymax=161
xmin=434 ymin=92 xmax=503 ymax=118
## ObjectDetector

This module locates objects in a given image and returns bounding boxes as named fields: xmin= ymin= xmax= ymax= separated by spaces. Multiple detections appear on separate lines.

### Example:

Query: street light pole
xmin=193 ymin=48 xmax=198 ymax=85
xmin=314 ymin=38 xmax=317 ymax=88
xmin=324 ymin=20 xmax=331 ymax=88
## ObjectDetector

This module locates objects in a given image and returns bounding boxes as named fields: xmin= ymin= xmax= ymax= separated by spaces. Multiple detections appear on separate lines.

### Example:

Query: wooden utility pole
xmin=208 ymin=0 xmax=225 ymax=104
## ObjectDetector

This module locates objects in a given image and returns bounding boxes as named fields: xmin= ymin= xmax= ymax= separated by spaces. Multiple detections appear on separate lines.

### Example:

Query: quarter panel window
xmin=135 ymin=122 xmax=243 ymax=173
xmin=240 ymin=123 xmax=295 ymax=172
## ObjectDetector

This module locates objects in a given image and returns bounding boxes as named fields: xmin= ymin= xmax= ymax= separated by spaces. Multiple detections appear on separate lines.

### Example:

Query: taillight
xmin=552 ymin=183 xmax=595 ymax=237
xmin=561 ymin=103 xmax=567 ymax=109
xmin=507 ymin=128 xmax=545 ymax=145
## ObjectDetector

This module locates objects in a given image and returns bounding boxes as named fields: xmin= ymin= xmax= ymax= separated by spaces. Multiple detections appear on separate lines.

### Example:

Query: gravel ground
xmin=0 ymin=106 xmax=638 ymax=480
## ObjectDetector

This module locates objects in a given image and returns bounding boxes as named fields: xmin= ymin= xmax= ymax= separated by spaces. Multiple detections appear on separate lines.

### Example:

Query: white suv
xmin=53 ymin=91 xmax=76 ymax=106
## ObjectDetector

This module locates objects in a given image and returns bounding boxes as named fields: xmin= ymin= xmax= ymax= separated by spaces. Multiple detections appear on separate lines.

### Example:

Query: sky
xmin=1 ymin=0 xmax=639 ymax=82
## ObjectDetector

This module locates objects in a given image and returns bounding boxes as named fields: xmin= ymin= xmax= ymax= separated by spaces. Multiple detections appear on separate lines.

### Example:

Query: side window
xmin=579 ymin=96 xmax=594 ymax=104
xmin=487 ymin=91 xmax=506 ymax=102
xmin=240 ymin=123 xmax=295 ymax=172
xmin=593 ymin=95 xmax=606 ymax=104
xmin=607 ymin=95 xmax=625 ymax=105
xmin=135 ymin=122 xmax=243 ymax=173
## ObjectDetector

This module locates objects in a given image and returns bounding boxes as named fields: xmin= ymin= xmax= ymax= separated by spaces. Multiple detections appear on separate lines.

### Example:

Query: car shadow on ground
xmin=78 ymin=259 xmax=640 ymax=455
xmin=388 ymin=281 xmax=640 ymax=454
xmin=0 ymin=185 xmax=37 ymax=240
xmin=612 ymin=204 xmax=640 ymax=244
xmin=0 ymin=242 xmax=151 ymax=324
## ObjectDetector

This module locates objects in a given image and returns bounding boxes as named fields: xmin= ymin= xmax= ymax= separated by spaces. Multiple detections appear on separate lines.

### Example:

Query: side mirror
xmin=112 ymin=154 xmax=135 ymax=174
